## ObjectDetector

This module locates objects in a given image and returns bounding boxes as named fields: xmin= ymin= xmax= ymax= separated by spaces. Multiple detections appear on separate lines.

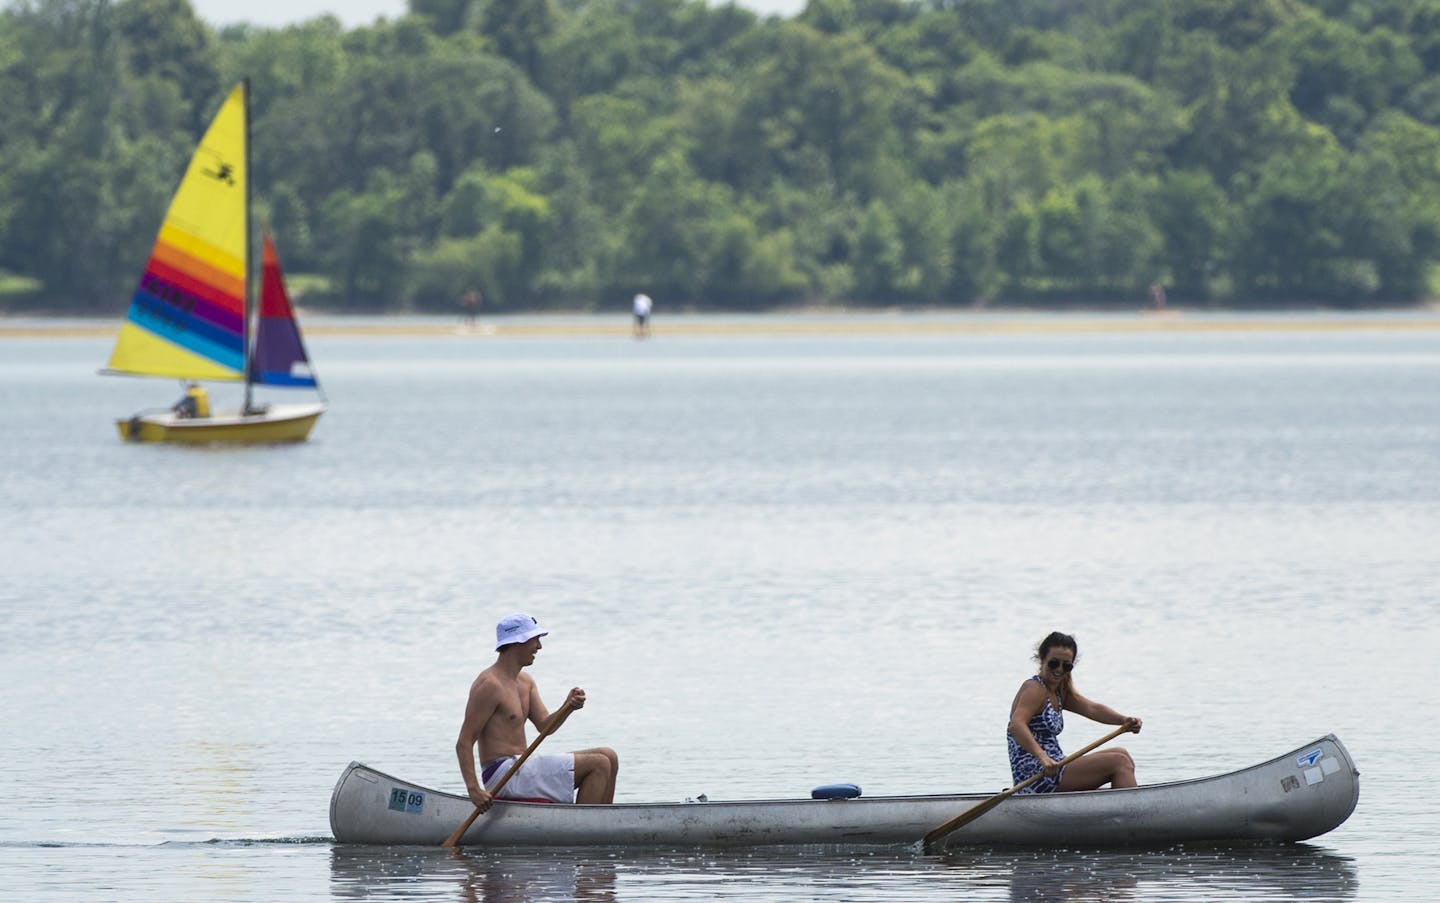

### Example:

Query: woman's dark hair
xmin=1034 ymin=631 xmax=1078 ymax=664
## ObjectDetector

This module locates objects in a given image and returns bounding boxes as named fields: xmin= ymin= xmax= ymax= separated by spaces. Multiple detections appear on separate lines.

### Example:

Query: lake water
xmin=2 ymin=311 xmax=1437 ymax=901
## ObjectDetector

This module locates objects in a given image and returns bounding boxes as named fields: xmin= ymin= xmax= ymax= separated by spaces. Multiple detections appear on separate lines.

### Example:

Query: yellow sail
xmin=105 ymin=84 xmax=249 ymax=379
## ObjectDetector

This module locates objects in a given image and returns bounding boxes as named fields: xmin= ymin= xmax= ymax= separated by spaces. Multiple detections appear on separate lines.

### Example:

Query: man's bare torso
xmin=471 ymin=665 xmax=535 ymax=761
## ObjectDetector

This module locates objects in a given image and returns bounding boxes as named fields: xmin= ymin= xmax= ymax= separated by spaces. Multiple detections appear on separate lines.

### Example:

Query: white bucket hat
xmin=495 ymin=612 xmax=548 ymax=651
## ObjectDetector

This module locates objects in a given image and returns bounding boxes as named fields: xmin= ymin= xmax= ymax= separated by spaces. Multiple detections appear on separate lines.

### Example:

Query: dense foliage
xmin=4 ymin=0 xmax=1440 ymax=312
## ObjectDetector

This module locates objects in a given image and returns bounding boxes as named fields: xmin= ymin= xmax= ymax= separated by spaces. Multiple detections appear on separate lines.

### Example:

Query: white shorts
xmin=482 ymin=753 xmax=575 ymax=803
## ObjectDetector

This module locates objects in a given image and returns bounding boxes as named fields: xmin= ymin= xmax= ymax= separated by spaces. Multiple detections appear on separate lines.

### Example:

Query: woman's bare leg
xmin=1057 ymin=747 xmax=1136 ymax=791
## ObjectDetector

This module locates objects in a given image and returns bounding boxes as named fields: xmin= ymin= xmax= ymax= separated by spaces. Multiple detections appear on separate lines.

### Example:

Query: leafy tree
xmin=939 ymin=178 xmax=1003 ymax=303
xmin=1342 ymin=111 xmax=1440 ymax=298
xmin=112 ymin=0 xmax=220 ymax=130
xmin=478 ymin=0 xmax=553 ymax=83
xmin=1268 ymin=9 xmax=1421 ymax=134
xmin=1151 ymin=168 xmax=1231 ymax=301
xmin=407 ymin=229 xmax=521 ymax=310
xmin=439 ymin=163 xmax=549 ymax=285
xmin=217 ymin=17 xmax=348 ymax=111
xmin=0 ymin=0 xmax=171 ymax=302
xmin=569 ymin=93 xmax=687 ymax=210
xmin=6 ymin=0 xmax=1440 ymax=310
xmin=1230 ymin=128 xmax=1351 ymax=303
xmin=411 ymin=0 xmax=470 ymax=36
xmin=610 ymin=149 xmax=724 ymax=300
xmin=998 ymin=200 xmax=1042 ymax=293
xmin=852 ymin=199 xmax=905 ymax=299
xmin=1162 ymin=36 xmax=1311 ymax=185
xmin=728 ymin=22 xmax=915 ymax=199
xmin=1172 ymin=0 xmax=1291 ymax=51
xmin=540 ymin=0 xmax=640 ymax=110
xmin=509 ymin=138 xmax=605 ymax=305
xmin=318 ymin=174 xmax=409 ymax=307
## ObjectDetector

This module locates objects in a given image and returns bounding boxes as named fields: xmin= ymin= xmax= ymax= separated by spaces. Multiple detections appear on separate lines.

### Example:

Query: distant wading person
xmin=1149 ymin=280 xmax=1167 ymax=311
xmin=632 ymin=292 xmax=652 ymax=338
xmin=456 ymin=613 xmax=619 ymax=812
xmin=461 ymin=288 xmax=482 ymax=326
xmin=1006 ymin=631 xmax=1142 ymax=793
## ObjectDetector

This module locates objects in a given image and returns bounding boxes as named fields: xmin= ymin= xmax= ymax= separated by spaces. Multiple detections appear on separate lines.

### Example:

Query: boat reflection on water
xmin=329 ymin=846 xmax=618 ymax=902
xmin=330 ymin=843 xmax=1357 ymax=902
xmin=944 ymin=844 xmax=1360 ymax=903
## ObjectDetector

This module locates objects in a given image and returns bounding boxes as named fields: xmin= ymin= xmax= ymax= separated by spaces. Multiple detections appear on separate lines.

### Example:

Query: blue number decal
xmin=388 ymin=787 xmax=426 ymax=814
xmin=388 ymin=788 xmax=408 ymax=812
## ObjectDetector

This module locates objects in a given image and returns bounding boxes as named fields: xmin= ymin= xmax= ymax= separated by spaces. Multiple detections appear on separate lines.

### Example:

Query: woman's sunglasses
xmin=1046 ymin=658 xmax=1075 ymax=673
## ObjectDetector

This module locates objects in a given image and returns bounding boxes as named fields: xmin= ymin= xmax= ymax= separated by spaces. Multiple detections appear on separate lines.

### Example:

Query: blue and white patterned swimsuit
xmin=1007 ymin=675 xmax=1065 ymax=794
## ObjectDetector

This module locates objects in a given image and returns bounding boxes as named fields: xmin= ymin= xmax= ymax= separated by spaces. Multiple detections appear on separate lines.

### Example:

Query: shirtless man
xmin=456 ymin=613 xmax=619 ymax=813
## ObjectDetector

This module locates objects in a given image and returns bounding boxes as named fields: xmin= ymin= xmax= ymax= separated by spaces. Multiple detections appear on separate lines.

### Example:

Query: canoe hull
xmin=329 ymin=735 xmax=1358 ymax=849
xmin=116 ymin=402 xmax=325 ymax=443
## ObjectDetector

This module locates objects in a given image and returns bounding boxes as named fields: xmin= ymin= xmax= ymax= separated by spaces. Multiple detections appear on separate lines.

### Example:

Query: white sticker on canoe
xmin=1303 ymin=766 xmax=1323 ymax=785
xmin=1321 ymin=756 xmax=1341 ymax=776
xmin=1296 ymin=748 xmax=1323 ymax=768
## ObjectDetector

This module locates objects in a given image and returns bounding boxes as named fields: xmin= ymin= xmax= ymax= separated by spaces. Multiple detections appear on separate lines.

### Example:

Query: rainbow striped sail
xmin=106 ymin=84 xmax=249 ymax=381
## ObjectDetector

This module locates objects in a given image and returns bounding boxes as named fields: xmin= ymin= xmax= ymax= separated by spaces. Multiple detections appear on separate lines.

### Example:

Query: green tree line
xmin=4 ymin=0 xmax=1440 ymax=313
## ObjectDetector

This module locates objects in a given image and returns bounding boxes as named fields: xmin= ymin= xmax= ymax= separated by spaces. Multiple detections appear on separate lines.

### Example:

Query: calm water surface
xmin=2 ymin=312 xmax=1437 ymax=901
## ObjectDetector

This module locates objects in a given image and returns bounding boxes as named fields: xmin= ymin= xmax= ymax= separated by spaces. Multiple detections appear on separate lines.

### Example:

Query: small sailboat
xmin=102 ymin=80 xmax=325 ymax=443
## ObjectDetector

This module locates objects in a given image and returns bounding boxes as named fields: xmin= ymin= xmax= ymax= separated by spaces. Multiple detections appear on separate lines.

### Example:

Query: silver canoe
xmin=329 ymin=734 xmax=1358 ymax=849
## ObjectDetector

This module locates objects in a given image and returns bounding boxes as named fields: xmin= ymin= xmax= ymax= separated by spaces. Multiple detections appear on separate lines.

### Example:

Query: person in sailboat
xmin=172 ymin=383 xmax=210 ymax=419
xmin=456 ymin=613 xmax=619 ymax=812
xmin=1006 ymin=631 xmax=1142 ymax=793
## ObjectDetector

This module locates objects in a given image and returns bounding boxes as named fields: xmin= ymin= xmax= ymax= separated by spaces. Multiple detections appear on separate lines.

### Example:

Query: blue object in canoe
xmin=811 ymin=783 xmax=862 ymax=800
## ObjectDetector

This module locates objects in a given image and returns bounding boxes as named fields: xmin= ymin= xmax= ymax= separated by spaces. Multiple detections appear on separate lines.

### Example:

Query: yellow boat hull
xmin=116 ymin=403 xmax=325 ymax=443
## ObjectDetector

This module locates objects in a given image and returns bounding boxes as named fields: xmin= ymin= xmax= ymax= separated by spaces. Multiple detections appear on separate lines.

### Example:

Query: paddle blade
xmin=921 ymin=790 xmax=1015 ymax=850
xmin=921 ymin=725 xmax=1130 ymax=852
xmin=442 ymin=809 xmax=480 ymax=848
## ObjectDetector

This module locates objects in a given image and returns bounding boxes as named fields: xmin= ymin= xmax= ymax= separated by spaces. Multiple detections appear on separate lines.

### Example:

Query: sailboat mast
xmin=242 ymin=77 xmax=255 ymax=415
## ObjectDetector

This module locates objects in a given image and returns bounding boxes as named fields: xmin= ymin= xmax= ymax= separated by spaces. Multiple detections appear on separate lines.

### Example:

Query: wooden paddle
xmin=921 ymin=724 xmax=1131 ymax=852
xmin=442 ymin=699 xmax=578 ymax=848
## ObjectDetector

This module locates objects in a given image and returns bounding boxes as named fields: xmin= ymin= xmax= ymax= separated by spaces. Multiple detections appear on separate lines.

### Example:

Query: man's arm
xmin=528 ymin=683 xmax=586 ymax=733
xmin=456 ymin=681 xmax=502 ymax=810
xmin=525 ymin=676 xmax=550 ymax=731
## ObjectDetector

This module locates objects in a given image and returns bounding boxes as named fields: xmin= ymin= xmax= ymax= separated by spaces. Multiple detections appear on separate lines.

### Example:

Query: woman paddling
xmin=1007 ymin=631 xmax=1142 ymax=793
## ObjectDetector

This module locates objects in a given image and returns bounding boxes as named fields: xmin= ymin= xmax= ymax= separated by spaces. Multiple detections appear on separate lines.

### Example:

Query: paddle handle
xmin=922 ymin=724 xmax=1131 ymax=850
xmin=442 ymin=699 xmax=578 ymax=848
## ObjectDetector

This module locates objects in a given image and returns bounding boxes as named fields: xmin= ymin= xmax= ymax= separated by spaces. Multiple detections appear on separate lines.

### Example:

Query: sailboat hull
xmin=117 ymin=402 xmax=325 ymax=443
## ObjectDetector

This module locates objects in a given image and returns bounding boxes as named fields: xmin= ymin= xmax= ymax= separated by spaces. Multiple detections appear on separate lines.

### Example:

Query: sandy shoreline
xmin=4 ymin=310 xmax=1439 ymax=339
